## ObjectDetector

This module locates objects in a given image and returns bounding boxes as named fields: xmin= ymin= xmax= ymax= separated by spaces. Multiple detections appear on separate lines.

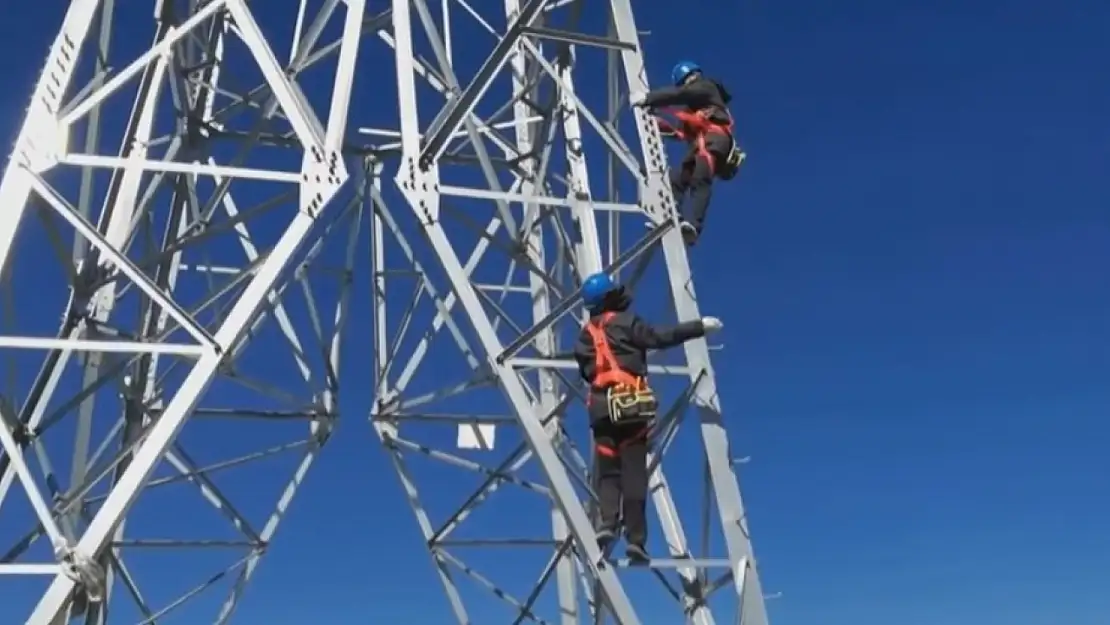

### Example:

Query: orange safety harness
xmin=585 ymin=312 xmax=653 ymax=456
xmin=656 ymin=106 xmax=737 ymax=177
xmin=585 ymin=312 xmax=643 ymax=391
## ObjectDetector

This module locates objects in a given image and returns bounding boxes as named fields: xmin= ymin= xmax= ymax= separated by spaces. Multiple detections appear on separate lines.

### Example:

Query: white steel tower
xmin=0 ymin=1 xmax=773 ymax=623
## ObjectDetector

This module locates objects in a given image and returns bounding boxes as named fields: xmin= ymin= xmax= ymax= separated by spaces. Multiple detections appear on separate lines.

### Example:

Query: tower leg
xmin=607 ymin=0 xmax=772 ymax=620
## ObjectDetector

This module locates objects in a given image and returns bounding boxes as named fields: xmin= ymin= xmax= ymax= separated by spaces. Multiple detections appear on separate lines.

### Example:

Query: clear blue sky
xmin=1 ymin=0 xmax=1108 ymax=624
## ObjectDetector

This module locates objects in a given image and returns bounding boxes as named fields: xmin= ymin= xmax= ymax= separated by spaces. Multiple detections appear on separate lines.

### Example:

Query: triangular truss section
xmin=0 ymin=0 xmax=362 ymax=622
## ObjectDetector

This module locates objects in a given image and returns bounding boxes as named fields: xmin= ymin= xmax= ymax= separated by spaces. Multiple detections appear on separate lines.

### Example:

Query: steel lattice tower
xmin=0 ymin=1 xmax=772 ymax=623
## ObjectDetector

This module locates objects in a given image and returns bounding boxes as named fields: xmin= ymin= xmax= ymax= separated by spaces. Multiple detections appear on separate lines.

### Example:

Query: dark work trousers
xmin=592 ymin=421 xmax=650 ymax=546
xmin=670 ymin=133 xmax=733 ymax=233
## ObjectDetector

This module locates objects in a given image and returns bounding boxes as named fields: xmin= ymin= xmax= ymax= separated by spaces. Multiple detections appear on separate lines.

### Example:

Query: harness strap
xmin=595 ymin=426 xmax=650 ymax=457
xmin=585 ymin=312 xmax=642 ymax=390
xmin=668 ymin=107 xmax=736 ymax=177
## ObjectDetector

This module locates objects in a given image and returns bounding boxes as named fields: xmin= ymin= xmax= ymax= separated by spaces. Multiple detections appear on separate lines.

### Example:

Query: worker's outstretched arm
xmin=642 ymin=80 xmax=718 ymax=110
xmin=629 ymin=315 xmax=706 ymax=351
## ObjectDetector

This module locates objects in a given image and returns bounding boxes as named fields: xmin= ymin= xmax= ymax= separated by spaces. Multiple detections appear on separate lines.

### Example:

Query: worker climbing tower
xmin=0 ymin=0 xmax=772 ymax=623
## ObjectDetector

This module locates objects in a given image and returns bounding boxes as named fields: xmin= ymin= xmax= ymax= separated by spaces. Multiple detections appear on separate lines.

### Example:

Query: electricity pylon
xmin=0 ymin=1 xmax=772 ymax=623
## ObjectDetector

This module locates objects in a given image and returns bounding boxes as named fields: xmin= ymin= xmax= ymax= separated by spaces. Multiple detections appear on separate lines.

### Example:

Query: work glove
xmin=701 ymin=316 xmax=723 ymax=334
xmin=629 ymin=91 xmax=647 ymax=108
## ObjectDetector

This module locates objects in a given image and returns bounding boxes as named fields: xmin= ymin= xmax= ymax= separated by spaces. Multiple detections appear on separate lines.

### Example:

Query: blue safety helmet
xmin=581 ymin=272 xmax=617 ymax=308
xmin=671 ymin=61 xmax=701 ymax=86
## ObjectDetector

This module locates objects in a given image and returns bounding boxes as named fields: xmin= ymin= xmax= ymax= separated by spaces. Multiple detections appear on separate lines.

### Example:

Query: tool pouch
xmin=606 ymin=380 xmax=658 ymax=425
xmin=718 ymin=144 xmax=746 ymax=181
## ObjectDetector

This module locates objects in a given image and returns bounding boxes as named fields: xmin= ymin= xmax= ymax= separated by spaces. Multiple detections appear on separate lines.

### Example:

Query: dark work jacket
xmin=642 ymin=77 xmax=733 ymax=127
xmin=573 ymin=311 xmax=705 ymax=424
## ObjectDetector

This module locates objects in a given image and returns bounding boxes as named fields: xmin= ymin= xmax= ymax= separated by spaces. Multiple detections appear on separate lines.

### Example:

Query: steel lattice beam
xmin=0 ymin=0 xmax=360 ymax=622
xmin=0 ymin=0 xmax=775 ymax=623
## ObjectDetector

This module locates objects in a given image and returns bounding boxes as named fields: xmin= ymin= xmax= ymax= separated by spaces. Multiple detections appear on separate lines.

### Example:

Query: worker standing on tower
xmin=631 ymin=61 xmax=745 ymax=246
xmin=573 ymin=272 xmax=722 ymax=563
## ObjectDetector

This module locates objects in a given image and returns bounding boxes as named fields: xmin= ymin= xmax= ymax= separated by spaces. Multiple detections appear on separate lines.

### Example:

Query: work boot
xmin=595 ymin=527 xmax=617 ymax=551
xmin=641 ymin=219 xmax=699 ymax=245
xmin=679 ymin=221 xmax=699 ymax=246
xmin=625 ymin=543 xmax=650 ymax=565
